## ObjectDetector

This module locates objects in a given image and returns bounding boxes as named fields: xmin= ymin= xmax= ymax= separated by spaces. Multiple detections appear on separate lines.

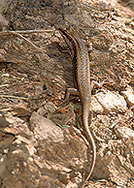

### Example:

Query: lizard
xmin=58 ymin=27 xmax=96 ymax=188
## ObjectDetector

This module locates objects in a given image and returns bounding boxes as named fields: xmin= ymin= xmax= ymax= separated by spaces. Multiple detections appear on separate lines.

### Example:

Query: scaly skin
xmin=59 ymin=28 xmax=96 ymax=187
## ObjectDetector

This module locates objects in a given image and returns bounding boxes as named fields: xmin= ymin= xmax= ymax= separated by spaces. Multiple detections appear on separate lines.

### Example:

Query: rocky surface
xmin=0 ymin=0 xmax=134 ymax=187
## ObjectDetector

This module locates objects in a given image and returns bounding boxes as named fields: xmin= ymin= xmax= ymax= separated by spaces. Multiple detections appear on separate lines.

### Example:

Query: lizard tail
xmin=81 ymin=102 xmax=96 ymax=187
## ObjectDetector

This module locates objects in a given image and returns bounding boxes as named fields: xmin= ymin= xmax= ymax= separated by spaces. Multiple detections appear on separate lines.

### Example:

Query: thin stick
xmin=0 ymin=31 xmax=43 ymax=52
xmin=0 ymin=84 xmax=9 ymax=88
xmin=0 ymin=94 xmax=29 ymax=101
xmin=0 ymin=29 xmax=54 ymax=34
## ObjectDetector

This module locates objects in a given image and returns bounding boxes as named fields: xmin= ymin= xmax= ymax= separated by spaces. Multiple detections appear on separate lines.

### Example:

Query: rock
xmin=121 ymin=86 xmax=134 ymax=106
xmin=30 ymin=112 xmax=64 ymax=142
xmin=12 ymin=104 xmax=30 ymax=117
xmin=29 ymin=112 xmax=88 ymax=187
xmin=0 ymin=0 xmax=9 ymax=30
xmin=92 ymin=91 xmax=127 ymax=114
xmin=95 ymin=126 xmax=134 ymax=186
xmin=115 ymin=126 xmax=134 ymax=139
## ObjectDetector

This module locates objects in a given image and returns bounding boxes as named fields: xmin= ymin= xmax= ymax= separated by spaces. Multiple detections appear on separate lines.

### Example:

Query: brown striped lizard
xmin=58 ymin=27 xmax=96 ymax=188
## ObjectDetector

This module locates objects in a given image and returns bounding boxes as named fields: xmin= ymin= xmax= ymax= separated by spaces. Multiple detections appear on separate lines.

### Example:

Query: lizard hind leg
xmin=56 ymin=88 xmax=79 ymax=128
xmin=64 ymin=87 xmax=79 ymax=103
xmin=58 ymin=87 xmax=79 ymax=109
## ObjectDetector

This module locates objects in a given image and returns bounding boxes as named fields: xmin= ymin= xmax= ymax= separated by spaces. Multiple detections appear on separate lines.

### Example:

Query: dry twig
xmin=0 ymin=30 xmax=49 ymax=52
xmin=0 ymin=94 xmax=29 ymax=101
